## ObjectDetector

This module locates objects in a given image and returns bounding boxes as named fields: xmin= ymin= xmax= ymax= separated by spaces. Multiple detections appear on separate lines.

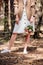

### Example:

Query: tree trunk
xmin=10 ymin=0 xmax=16 ymax=33
xmin=33 ymin=0 xmax=42 ymax=38
xmin=4 ymin=0 xmax=9 ymax=32
xmin=34 ymin=16 xmax=42 ymax=38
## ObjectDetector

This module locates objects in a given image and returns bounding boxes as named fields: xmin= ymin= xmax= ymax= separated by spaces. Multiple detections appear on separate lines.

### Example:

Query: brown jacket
xmin=14 ymin=0 xmax=35 ymax=20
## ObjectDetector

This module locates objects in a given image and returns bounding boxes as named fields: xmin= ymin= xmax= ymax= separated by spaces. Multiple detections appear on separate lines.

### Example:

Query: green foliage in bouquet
xmin=26 ymin=25 xmax=33 ymax=32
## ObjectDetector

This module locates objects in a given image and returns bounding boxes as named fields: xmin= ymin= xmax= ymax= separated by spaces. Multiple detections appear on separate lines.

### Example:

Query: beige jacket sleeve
xmin=30 ymin=0 xmax=36 ymax=16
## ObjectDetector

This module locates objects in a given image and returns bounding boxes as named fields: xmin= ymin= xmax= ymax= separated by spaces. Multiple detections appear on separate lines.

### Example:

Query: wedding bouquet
xmin=25 ymin=25 xmax=33 ymax=32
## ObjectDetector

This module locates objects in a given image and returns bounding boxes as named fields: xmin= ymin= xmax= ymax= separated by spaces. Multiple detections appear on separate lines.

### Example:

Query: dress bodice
xmin=21 ymin=0 xmax=28 ymax=21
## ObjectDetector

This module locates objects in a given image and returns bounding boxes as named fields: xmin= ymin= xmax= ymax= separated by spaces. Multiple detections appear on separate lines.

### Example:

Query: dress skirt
xmin=13 ymin=19 xmax=35 ymax=33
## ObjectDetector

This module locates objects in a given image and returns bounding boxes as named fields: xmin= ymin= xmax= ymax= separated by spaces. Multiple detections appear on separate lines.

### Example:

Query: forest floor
xmin=0 ymin=37 xmax=43 ymax=65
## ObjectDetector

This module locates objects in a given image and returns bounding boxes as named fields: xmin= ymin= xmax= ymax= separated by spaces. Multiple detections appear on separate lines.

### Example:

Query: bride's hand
xmin=15 ymin=15 xmax=19 ymax=24
xmin=30 ymin=16 xmax=35 ymax=23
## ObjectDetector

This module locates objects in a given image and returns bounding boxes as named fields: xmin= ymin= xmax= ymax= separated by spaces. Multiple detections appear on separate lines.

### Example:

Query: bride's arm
xmin=14 ymin=0 xmax=19 ymax=15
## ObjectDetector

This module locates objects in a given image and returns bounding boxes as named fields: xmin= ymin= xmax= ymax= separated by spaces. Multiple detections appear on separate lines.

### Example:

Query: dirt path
xmin=0 ymin=39 xmax=43 ymax=65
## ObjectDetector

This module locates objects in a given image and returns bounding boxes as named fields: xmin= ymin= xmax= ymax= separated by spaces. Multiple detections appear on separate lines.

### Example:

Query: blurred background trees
xmin=0 ymin=0 xmax=43 ymax=40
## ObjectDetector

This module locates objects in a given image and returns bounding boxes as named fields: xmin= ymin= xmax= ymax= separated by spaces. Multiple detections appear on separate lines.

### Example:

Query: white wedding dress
xmin=13 ymin=0 xmax=34 ymax=33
